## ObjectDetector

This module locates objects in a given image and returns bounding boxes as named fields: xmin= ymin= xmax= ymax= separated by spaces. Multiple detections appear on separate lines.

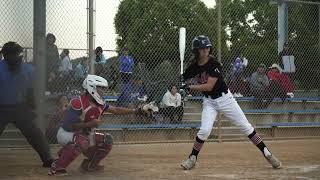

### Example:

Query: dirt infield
xmin=0 ymin=139 xmax=319 ymax=180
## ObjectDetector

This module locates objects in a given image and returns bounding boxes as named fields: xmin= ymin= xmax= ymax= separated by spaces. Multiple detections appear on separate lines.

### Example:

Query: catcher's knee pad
xmin=54 ymin=144 xmax=81 ymax=169
xmin=83 ymin=133 xmax=113 ymax=159
xmin=95 ymin=132 xmax=113 ymax=146
xmin=197 ymin=128 xmax=212 ymax=140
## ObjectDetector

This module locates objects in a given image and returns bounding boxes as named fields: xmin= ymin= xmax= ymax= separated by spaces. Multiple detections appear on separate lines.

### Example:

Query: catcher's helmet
xmin=82 ymin=74 xmax=108 ymax=105
xmin=192 ymin=35 xmax=212 ymax=53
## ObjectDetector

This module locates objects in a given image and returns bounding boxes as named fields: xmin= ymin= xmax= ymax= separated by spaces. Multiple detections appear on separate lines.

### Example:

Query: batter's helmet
xmin=192 ymin=35 xmax=212 ymax=53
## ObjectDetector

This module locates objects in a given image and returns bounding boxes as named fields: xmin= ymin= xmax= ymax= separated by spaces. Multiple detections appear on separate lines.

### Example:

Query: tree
xmin=115 ymin=0 xmax=219 ymax=70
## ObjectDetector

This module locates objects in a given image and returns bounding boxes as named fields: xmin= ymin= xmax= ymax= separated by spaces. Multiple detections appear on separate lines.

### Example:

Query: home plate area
xmin=0 ymin=139 xmax=319 ymax=180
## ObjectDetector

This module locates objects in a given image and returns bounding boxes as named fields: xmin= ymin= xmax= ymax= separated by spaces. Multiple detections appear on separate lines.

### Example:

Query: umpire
xmin=0 ymin=41 xmax=54 ymax=167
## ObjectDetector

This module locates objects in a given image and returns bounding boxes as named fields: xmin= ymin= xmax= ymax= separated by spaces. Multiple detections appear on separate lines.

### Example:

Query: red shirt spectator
xmin=267 ymin=64 xmax=294 ymax=95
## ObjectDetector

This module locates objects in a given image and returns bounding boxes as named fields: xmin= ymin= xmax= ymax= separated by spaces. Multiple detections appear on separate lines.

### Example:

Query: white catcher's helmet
xmin=82 ymin=74 xmax=108 ymax=105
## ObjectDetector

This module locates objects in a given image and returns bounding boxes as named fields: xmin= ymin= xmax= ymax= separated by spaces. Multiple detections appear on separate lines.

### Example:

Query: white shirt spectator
xmin=59 ymin=56 xmax=72 ymax=72
xmin=162 ymin=90 xmax=182 ymax=108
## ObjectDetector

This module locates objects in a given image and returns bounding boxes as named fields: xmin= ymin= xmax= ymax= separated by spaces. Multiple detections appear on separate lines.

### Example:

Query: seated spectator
xmin=93 ymin=46 xmax=107 ymax=76
xmin=228 ymin=53 xmax=248 ymax=97
xmin=45 ymin=95 xmax=69 ymax=144
xmin=74 ymin=57 xmax=88 ymax=82
xmin=93 ymin=46 xmax=107 ymax=64
xmin=159 ymin=85 xmax=184 ymax=123
xmin=58 ymin=49 xmax=73 ymax=78
xmin=249 ymin=64 xmax=272 ymax=108
xmin=267 ymin=64 xmax=294 ymax=98
xmin=117 ymin=76 xmax=147 ymax=108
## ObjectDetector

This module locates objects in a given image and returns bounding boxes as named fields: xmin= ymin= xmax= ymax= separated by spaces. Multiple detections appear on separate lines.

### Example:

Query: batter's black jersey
xmin=182 ymin=56 xmax=228 ymax=97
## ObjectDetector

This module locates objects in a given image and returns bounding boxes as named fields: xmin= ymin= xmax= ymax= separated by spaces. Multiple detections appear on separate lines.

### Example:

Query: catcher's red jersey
xmin=61 ymin=94 xmax=109 ymax=131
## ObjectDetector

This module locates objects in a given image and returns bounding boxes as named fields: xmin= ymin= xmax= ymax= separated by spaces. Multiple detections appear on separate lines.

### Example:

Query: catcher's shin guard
xmin=82 ymin=133 xmax=113 ymax=171
xmin=49 ymin=144 xmax=81 ymax=175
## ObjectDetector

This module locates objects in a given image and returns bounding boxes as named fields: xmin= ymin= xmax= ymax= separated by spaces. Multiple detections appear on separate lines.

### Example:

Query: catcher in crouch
xmin=49 ymin=74 xmax=150 ymax=176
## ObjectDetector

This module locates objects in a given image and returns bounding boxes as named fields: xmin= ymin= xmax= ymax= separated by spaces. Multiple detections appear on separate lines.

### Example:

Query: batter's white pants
xmin=197 ymin=90 xmax=254 ymax=140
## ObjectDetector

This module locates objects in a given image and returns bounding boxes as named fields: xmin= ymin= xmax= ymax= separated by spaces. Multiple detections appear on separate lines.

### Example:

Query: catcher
xmin=48 ymin=74 xmax=152 ymax=176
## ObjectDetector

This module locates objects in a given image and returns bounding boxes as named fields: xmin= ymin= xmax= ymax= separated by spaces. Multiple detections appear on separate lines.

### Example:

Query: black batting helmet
xmin=192 ymin=35 xmax=212 ymax=53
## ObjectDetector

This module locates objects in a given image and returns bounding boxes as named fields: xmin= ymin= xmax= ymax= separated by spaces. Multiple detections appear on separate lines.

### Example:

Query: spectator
xmin=229 ymin=53 xmax=248 ymax=97
xmin=117 ymin=76 xmax=146 ymax=108
xmin=58 ymin=49 xmax=73 ymax=78
xmin=119 ymin=47 xmax=134 ymax=84
xmin=93 ymin=46 xmax=107 ymax=76
xmin=0 ymin=41 xmax=54 ymax=167
xmin=93 ymin=46 xmax=107 ymax=65
xmin=249 ymin=64 xmax=272 ymax=108
xmin=45 ymin=95 xmax=69 ymax=144
xmin=279 ymin=42 xmax=295 ymax=81
xmin=267 ymin=63 xmax=294 ymax=98
xmin=46 ymin=33 xmax=60 ymax=91
xmin=74 ymin=57 xmax=88 ymax=82
xmin=107 ymin=65 xmax=118 ymax=93
xmin=160 ymin=85 xmax=184 ymax=123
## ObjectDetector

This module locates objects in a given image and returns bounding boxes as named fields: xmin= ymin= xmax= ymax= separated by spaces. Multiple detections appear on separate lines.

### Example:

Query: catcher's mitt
xmin=136 ymin=101 xmax=159 ymax=118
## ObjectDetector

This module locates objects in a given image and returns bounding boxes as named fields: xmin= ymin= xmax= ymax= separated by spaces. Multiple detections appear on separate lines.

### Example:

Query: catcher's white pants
xmin=57 ymin=127 xmax=74 ymax=145
xmin=197 ymin=90 xmax=254 ymax=140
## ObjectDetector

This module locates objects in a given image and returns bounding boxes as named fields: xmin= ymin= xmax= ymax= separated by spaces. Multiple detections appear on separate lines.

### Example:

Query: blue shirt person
xmin=119 ymin=47 xmax=134 ymax=83
xmin=117 ymin=77 xmax=146 ymax=108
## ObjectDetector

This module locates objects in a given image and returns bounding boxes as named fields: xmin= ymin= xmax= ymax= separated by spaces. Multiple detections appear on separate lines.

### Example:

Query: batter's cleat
xmin=181 ymin=155 xmax=197 ymax=170
xmin=48 ymin=168 xmax=68 ymax=176
xmin=265 ymin=154 xmax=282 ymax=169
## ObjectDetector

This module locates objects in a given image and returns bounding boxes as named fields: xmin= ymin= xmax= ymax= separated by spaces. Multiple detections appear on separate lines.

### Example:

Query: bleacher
xmin=99 ymin=93 xmax=320 ymax=142
xmin=0 ymin=92 xmax=319 ymax=146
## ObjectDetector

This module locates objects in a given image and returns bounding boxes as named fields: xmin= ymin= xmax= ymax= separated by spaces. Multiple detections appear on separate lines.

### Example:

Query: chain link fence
xmin=0 ymin=0 xmax=319 ymax=146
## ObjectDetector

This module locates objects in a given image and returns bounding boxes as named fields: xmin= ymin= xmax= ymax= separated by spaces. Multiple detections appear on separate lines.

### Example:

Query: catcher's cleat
xmin=48 ymin=160 xmax=68 ymax=176
xmin=265 ymin=154 xmax=282 ymax=169
xmin=48 ymin=168 xmax=68 ymax=176
xmin=80 ymin=159 xmax=105 ymax=172
xmin=181 ymin=155 xmax=197 ymax=170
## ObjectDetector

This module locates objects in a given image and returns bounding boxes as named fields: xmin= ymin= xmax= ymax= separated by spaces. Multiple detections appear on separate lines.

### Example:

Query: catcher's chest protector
xmin=76 ymin=95 xmax=104 ymax=123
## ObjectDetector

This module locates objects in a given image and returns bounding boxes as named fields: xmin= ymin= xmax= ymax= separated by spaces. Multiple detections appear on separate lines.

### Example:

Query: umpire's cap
xmin=1 ymin=41 xmax=23 ymax=57
xmin=192 ymin=35 xmax=212 ymax=53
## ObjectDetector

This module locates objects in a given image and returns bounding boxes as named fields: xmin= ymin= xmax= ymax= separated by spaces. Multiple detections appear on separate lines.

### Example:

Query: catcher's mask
xmin=82 ymin=74 xmax=108 ymax=105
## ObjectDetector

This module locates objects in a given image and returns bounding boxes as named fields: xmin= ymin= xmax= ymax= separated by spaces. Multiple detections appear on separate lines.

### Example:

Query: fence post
xmin=87 ymin=0 xmax=95 ymax=74
xmin=216 ymin=0 xmax=222 ymax=63
xmin=277 ymin=1 xmax=288 ymax=53
xmin=33 ymin=0 xmax=47 ymax=132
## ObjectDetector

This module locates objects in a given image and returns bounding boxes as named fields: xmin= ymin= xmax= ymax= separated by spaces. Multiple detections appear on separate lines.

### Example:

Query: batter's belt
xmin=204 ymin=89 xmax=228 ymax=99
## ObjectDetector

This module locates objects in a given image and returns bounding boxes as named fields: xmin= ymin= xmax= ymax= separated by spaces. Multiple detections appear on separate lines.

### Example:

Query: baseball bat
xmin=179 ymin=27 xmax=186 ymax=75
